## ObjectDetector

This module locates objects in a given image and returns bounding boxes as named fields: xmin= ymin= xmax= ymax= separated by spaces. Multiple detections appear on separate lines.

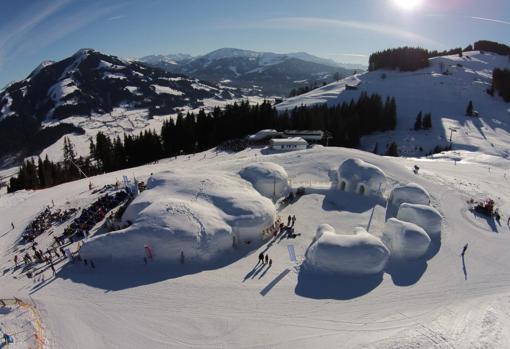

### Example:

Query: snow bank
xmin=382 ymin=218 xmax=431 ymax=259
xmin=389 ymin=183 xmax=430 ymax=209
xmin=397 ymin=203 xmax=442 ymax=240
xmin=247 ymin=129 xmax=281 ymax=141
xmin=239 ymin=162 xmax=289 ymax=200
xmin=314 ymin=223 xmax=335 ymax=240
xmin=338 ymin=158 xmax=386 ymax=196
xmin=80 ymin=171 xmax=276 ymax=263
xmin=305 ymin=226 xmax=389 ymax=275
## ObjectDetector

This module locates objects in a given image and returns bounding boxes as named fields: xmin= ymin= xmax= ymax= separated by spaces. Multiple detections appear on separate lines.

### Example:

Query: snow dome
xmin=239 ymin=162 xmax=289 ymax=200
xmin=337 ymin=158 xmax=386 ymax=196
xmin=389 ymin=183 xmax=430 ymax=209
xmin=305 ymin=226 xmax=389 ymax=275
xmin=382 ymin=218 xmax=431 ymax=259
xmin=397 ymin=203 xmax=442 ymax=240
xmin=80 ymin=171 xmax=276 ymax=263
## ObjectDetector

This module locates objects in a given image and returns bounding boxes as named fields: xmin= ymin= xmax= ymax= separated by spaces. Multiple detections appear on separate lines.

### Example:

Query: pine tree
xmin=414 ymin=112 xmax=423 ymax=130
xmin=422 ymin=113 xmax=432 ymax=129
xmin=373 ymin=143 xmax=378 ymax=154
xmin=385 ymin=142 xmax=399 ymax=157
xmin=466 ymin=100 xmax=474 ymax=116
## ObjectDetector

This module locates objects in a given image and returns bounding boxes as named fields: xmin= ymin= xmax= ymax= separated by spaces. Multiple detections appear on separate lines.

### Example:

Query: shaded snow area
xmin=2 ymin=146 xmax=510 ymax=348
xmin=277 ymin=51 xmax=510 ymax=157
xmin=48 ymin=78 xmax=79 ymax=101
xmin=81 ymin=170 xmax=276 ymax=263
xmin=304 ymin=226 xmax=389 ymax=275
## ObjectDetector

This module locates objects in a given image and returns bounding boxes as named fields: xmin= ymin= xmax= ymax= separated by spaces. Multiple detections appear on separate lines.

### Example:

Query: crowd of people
xmin=59 ymin=190 xmax=130 ymax=243
xmin=21 ymin=207 xmax=78 ymax=243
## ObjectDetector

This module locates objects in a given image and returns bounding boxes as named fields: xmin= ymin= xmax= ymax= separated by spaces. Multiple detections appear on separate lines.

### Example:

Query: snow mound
xmin=397 ymin=203 xmax=442 ymax=240
xmin=388 ymin=183 xmax=430 ymax=218
xmin=338 ymin=158 xmax=386 ymax=196
xmin=80 ymin=171 xmax=276 ymax=263
xmin=382 ymin=218 xmax=431 ymax=259
xmin=305 ymin=226 xmax=389 ymax=275
xmin=239 ymin=162 xmax=289 ymax=200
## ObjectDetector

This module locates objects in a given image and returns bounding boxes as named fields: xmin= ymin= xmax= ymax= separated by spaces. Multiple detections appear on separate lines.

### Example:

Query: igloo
xmin=397 ymin=203 xmax=442 ymax=240
xmin=337 ymin=158 xmax=386 ymax=196
xmin=239 ymin=162 xmax=289 ymax=200
xmin=80 ymin=171 xmax=276 ymax=263
xmin=382 ymin=218 xmax=431 ymax=259
xmin=305 ymin=226 xmax=389 ymax=275
xmin=389 ymin=183 xmax=430 ymax=208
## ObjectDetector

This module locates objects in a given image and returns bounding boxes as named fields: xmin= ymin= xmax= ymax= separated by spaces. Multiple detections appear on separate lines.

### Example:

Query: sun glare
xmin=392 ymin=0 xmax=423 ymax=11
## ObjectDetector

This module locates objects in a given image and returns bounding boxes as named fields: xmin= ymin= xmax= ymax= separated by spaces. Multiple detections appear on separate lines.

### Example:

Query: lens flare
xmin=392 ymin=0 xmax=424 ymax=11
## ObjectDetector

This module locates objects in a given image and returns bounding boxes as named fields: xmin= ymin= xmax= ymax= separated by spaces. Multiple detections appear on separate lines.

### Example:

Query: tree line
xmin=8 ymin=94 xmax=397 ymax=192
xmin=491 ymin=68 xmax=510 ymax=102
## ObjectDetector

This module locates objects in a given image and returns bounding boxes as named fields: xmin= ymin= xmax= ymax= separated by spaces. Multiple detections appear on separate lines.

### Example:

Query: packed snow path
xmin=1 ymin=146 xmax=510 ymax=348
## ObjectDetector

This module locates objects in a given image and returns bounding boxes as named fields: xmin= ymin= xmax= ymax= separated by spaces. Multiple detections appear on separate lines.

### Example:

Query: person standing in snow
xmin=292 ymin=215 xmax=296 ymax=227
xmin=461 ymin=243 xmax=468 ymax=257
xmin=269 ymin=259 xmax=272 ymax=267
xmin=50 ymin=261 xmax=56 ymax=275
xmin=10 ymin=222 xmax=14 ymax=230
xmin=258 ymin=252 xmax=264 ymax=264
xmin=287 ymin=215 xmax=291 ymax=227
xmin=265 ymin=255 xmax=269 ymax=264
xmin=14 ymin=255 xmax=18 ymax=267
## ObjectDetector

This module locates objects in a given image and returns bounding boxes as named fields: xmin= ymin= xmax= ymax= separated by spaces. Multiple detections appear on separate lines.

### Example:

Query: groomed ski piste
xmin=1 ymin=143 xmax=510 ymax=348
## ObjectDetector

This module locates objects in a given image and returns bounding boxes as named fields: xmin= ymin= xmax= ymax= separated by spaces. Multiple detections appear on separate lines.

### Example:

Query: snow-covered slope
xmin=278 ymin=51 xmax=510 ymax=157
xmin=1 ymin=144 xmax=510 ymax=348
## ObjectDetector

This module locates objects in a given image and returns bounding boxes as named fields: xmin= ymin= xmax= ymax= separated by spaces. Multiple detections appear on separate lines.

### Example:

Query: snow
xmin=247 ymin=129 xmax=281 ymax=141
xmin=337 ymin=158 xmax=386 ymax=196
xmin=96 ymin=60 xmax=124 ymax=70
xmin=0 ymin=93 xmax=13 ymax=121
xmin=277 ymin=51 xmax=510 ymax=157
xmin=81 ymin=170 xmax=276 ymax=262
xmin=2 ymin=144 xmax=510 ymax=348
xmin=239 ymin=162 xmax=289 ymax=200
xmin=150 ymin=84 xmax=184 ymax=96
xmin=382 ymin=218 xmax=431 ymax=259
xmin=387 ymin=182 xmax=431 ymax=218
xmin=397 ymin=202 xmax=443 ymax=240
xmin=48 ymin=78 xmax=79 ymax=101
xmin=304 ymin=226 xmax=389 ymax=275
xmin=102 ymin=72 xmax=127 ymax=80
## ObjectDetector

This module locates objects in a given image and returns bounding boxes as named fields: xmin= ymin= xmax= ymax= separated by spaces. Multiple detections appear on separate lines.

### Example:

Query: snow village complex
xmin=1 ymin=10 xmax=510 ymax=345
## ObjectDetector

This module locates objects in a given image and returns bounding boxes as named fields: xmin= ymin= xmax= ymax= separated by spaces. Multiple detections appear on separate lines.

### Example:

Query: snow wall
xmin=337 ymin=158 xmax=386 ymax=196
xmin=305 ymin=226 xmax=389 ymax=275
xmin=80 ymin=171 xmax=276 ymax=263
xmin=397 ymin=203 xmax=442 ymax=240
xmin=382 ymin=218 xmax=431 ymax=259
xmin=239 ymin=162 xmax=289 ymax=200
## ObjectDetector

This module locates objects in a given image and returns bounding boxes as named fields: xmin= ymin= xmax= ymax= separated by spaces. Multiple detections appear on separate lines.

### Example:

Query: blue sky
xmin=0 ymin=0 xmax=509 ymax=87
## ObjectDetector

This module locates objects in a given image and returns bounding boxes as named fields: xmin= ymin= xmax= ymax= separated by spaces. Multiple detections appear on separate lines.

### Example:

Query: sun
xmin=392 ymin=0 xmax=424 ymax=11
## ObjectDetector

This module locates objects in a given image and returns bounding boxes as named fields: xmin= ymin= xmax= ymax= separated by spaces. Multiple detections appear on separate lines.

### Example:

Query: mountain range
xmin=140 ymin=48 xmax=359 ymax=96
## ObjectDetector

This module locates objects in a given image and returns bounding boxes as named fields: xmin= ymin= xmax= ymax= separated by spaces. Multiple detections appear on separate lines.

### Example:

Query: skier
xmin=180 ymin=251 xmax=185 ymax=264
xmin=14 ymin=255 xmax=18 ymax=267
xmin=10 ymin=222 xmax=14 ymax=229
xmin=258 ymin=252 xmax=264 ymax=264
xmin=461 ymin=243 xmax=468 ymax=257
xmin=287 ymin=215 xmax=291 ymax=226
xmin=265 ymin=255 xmax=269 ymax=264
xmin=292 ymin=215 xmax=296 ymax=227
